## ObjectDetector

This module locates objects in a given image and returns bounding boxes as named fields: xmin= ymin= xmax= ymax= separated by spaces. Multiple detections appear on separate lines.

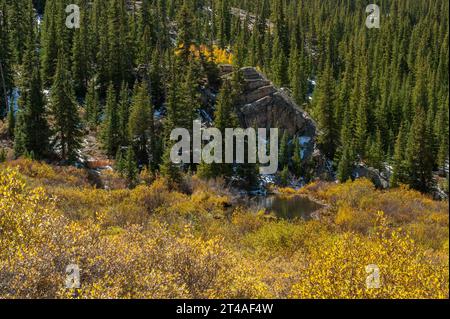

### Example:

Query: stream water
xmin=248 ymin=195 xmax=323 ymax=220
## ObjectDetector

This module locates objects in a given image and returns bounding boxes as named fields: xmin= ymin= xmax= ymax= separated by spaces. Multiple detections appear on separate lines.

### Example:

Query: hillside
xmin=0 ymin=0 xmax=448 ymax=300
xmin=0 ymin=158 xmax=448 ymax=298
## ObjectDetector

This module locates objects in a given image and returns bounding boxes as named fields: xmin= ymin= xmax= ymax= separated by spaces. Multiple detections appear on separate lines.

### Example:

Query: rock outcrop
xmin=223 ymin=66 xmax=318 ymax=163
xmin=352 ymin=164 xmax=390 ymax=189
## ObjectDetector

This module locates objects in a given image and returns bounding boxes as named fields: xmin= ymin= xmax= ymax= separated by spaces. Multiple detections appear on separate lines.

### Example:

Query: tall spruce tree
xmin=313 ymin=61 xmax=337 ymax=159
xmin=50 ymin=51 xmax=83 ymax=162
xmin=101 ymin=83 xmax=121 ymax=157
xmin=128 ymin=81 xmax=154 ymax=167
xmin=14 ymin=23 xmax=49 ymax=159
xmin=404 ymin=107 xmax=434 ymax=192
xmin=0 ymin=1 xmax=13 ymax=118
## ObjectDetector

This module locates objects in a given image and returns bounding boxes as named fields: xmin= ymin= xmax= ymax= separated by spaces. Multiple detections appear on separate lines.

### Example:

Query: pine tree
xmin=160 ymin=141 xmax=182 ymax=189
xmin=292 ymin=136 xmax=303 ymax=177
xmin=115 ymin=148 xmax=126 ymax=175
xmin=435 ymin=95 xmax=449 ymax=173
xmin=7 ymin=0 xmax=30 ymax=65
xmin=128 ymin=81 xmax=154 ymax=167
xmin=0 ymin=148 xmax=6 ymax=162
xmin=213 ymin=80 xmax=237 ymax=178
xmin=107 ymin=0 xmax=134 ymax=88
xmin=85 ymin=79 xmax=100 ymax=126
xmin=313 ymin=61 xmax=337 ymax=159
xmin=280 ymin=165 xmax=290 ymax=186
xmin=390 ymin=124 xmax=407 ymax=188
xmin=279 ymin=131 xmax=290 ymax=169
xmin=271 ymin=35 xmax=289 ymax=87
xmin=14 ymin=37 xmax=49 ymax=159
xmin=176 ymin=0 xmax=195 ymax=65
xmin=6 ymin=105 xmax=14 ymax=138
xmin=50 ymin=52 xmax=83 ymax=163
xmin=354 ymin=63 xmax=370 ymax=158
xmin=71 ymin=0 xmax=89 ymax=97
xmin=102 ymin=83 xmax=121 ymax=157
xmin=177 ymin=61 xmax=199 ymax=132
xmin=289 ymin=43 xmax=308 ymax=106
xmin=124 ymin=147 xmax=138 ymax=188
xmin=367 ymin=130 xmax=384 ymax=170
xmin=149 ymin=49 xmax=165 ymax=108
xmin=218 ymin=0 xmax=231 ymax=48
xmin=118 ymin=82 xmax=130 ymax=147
xmin=0 ymin=1 xmax=13 ymax=118
xmin=404 ymin=107 xmax=434 ymax=192
xmin=336 ymin=121 xmax=355 ymax=183
xmin=337 ymin=144 xmax=354 ymax=183
xmin=40 ymin=0 xmax=59 ymax=87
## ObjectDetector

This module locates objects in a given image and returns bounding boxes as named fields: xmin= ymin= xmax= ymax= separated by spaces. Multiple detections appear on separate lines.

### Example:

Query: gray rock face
xmin=353 ymin=164 xmax=390 ymax=189
xmin=233 ymin=67 xmax=318 ymax=162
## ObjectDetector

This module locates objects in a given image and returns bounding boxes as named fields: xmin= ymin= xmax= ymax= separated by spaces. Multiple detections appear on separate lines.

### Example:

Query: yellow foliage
xmin=290 ymin=213 xmax=449 ymax=299
xmin=176 ymin=44 xmax=233 ymax=64
xmin=0 ymin=165 xmax=448 ymax=299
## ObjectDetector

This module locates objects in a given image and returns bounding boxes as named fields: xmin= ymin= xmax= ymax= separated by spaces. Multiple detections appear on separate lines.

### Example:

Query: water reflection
xmin=251 ymin=195 xmax=323 ymax=220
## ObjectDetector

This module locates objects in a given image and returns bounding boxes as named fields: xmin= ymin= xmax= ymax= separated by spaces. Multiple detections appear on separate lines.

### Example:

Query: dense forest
xmin=0 ymin=0 xmax=448 ymax=300
xmin=0 ymin=0 xmax=448 ymax=194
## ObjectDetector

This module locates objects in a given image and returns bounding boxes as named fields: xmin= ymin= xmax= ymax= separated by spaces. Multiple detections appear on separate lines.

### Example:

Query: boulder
xmin=353 ymin=164 xmax=390 ymax=189
xmin=234 ymin=67 xmax=318 ymax=163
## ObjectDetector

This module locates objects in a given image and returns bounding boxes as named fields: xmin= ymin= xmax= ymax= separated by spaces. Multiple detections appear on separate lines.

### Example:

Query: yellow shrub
xmin=335 ymin=203 xmax=377 ymax=234
xmin=176 ymin=44 xmax=233 ymax=64
xmin=290 ymin=213 xmax=449 ymax=299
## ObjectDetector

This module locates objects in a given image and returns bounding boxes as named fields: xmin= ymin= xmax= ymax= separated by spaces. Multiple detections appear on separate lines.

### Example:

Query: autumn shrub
xmin=290 ymin=213 xmax=449 ymax=299
xmin=301 ymin=178 xmax=449 ymax=250
xmin=1 ymin=166 xmax=448 ymax=299
xmin=245 ymin=220 xmax=329 ymax=256
xmin=231 ymin=208 xmax=265 ymax=236
xmin=335 ymin=203 xmax=378 ymax=234
xmin=1 ymin=158 xmax=89 ymax=187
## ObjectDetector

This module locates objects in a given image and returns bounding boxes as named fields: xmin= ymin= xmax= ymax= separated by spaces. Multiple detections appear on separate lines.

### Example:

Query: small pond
xmin=249 ymin=195 xmax=323 ymax=220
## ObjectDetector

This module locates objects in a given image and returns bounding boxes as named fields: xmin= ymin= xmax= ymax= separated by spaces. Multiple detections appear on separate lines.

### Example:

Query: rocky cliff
xmin=221 ymin=66 xmax=321 ymax=168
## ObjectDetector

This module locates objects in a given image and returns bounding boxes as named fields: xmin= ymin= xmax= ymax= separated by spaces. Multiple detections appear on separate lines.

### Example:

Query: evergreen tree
xmin=14 ymin=33 xmax=49 ymax=159
xmin=0 ymin=1 xmax=13 ymax=118
xmin=101 ymin=83 xmax=121 ymax=157
xmin=118 ymin=81 xmax=130 ymax=147
xmin=176 ymin=0 xmax=195 ymax=65
xmin=390 ymin=124 xmax=407 ymax=188
xmin=71 ymin=0 xmax=89 ymax=97
xmin=271 ymin=36 xmax=289 ymax=88
xmin=313 ymin=62 xmax=337 ymax=159
xmin=292 ymin=136 xmax=303 ymax=177
xmin=337 ymin=144 xmax=354 ymax=183
xmin=218 ymin=0 xmax=231 ymax=48
xmin=6 ymin=105 xmax=14 ymax=138
xmin=85 ymin=79 xmax=100 ymax=126
xmin=160 ymin=140 xmax=182 ymax=189
xmin=367 ymin=130 xmax=384 ymax=170
xmin=279 ymin=130 xmax=290 ymax=169
xmin=128 ymin=81 xmax=154 ymax=167
xmin=50 ymin=52 xmax=83 ymax=162
xmin=280 ymin=165 xmax=290 ymax=186
xmin=354 ymin=63 xmax=371 ymax=158
xmin=40 ymin=0 xmax=59 ymax=87
xmin=404 ymin=107 xmax=434 ymax=192
xmin=124 ymin=147 xmax=138 ymax=188
xmin=435 ymin=96 xmax=449 ymax=172
xmin=0 ymin=147 xmax=6 ymax=162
